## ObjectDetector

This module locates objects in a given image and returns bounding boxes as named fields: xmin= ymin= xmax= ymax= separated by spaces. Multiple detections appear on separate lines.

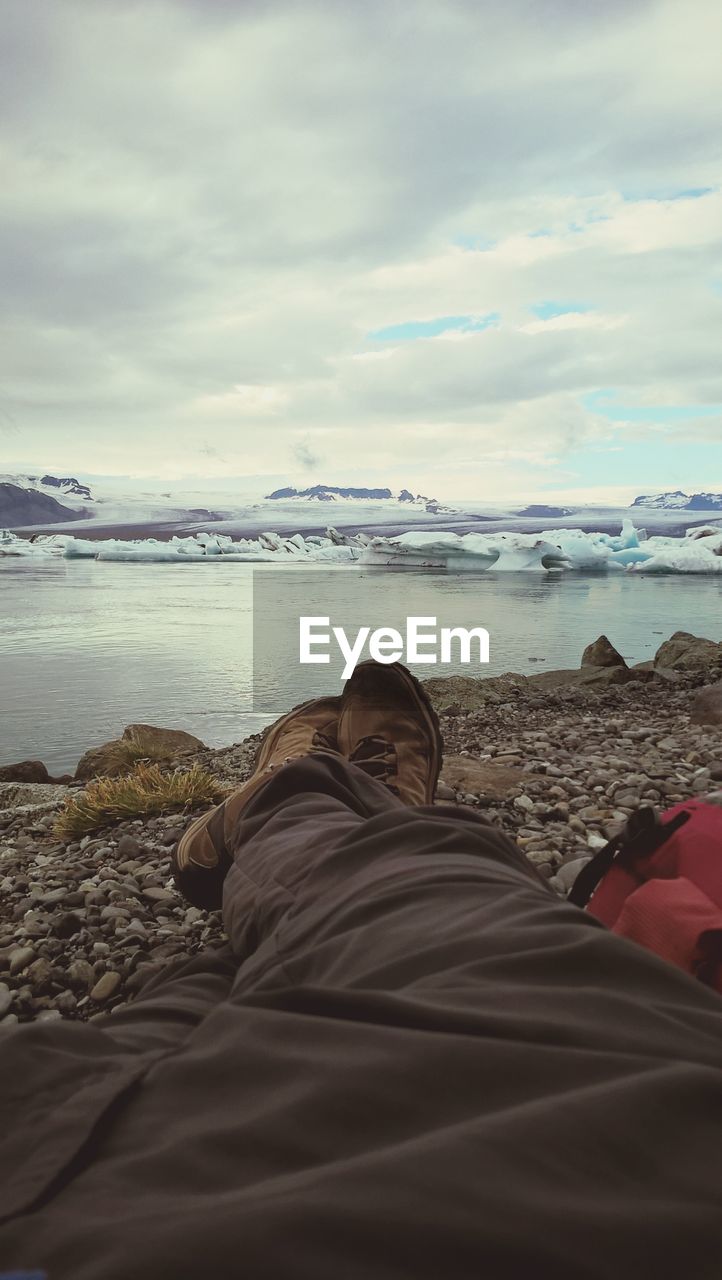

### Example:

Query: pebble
xmin=67 ymin=958 xmax=95 ymax=988
xmin=8 ymin=947 xmax=35 ymax=975
xmin=0 ymin=983 xmax=11 ymax=1017
xmin=90 ymin=971 xmax=123 ymax=1003
xmin=142 ymin=887 xmax=177 ymax=904
xmin=514 ymin=794 xmax=535 ymax=812
xmin=116 ymin=835 xmax=143 ymax=857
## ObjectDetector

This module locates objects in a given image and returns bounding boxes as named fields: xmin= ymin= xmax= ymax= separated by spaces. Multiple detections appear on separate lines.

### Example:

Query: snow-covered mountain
xmin=265 ymin=484 xmax=456 ymax=514
xmin=0 ymin=474 xmax=97 ymax=527
xmin=0 ymin=473 xmax=96 ymax=521
xmin=1 ymin=473 xmax=94 ymax=505
xmin=0 ymin=483 xmax=85 ymax=527
xmin=632 ymin=490 xmax=722 ymax=511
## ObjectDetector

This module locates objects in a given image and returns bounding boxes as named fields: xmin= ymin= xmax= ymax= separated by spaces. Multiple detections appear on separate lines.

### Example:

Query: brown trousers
xmin=2 ymin=753 xmax=722 ymax=1279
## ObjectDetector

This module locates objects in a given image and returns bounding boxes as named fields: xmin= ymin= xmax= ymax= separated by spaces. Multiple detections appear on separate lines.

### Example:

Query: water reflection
xmin=1 ymin=559 xmax=720 ymax=773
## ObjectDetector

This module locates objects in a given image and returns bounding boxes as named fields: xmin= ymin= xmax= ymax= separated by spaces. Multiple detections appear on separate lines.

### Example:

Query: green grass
xmin=54 ymin=763 xmax=227 ymax=838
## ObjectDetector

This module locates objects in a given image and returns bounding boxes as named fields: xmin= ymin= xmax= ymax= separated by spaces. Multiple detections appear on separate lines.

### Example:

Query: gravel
xmin=1 ymin=674 xmax=720 ymax=1025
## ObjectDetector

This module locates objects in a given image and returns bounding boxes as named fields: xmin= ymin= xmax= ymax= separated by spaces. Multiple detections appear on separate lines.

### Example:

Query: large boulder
xmin=581 ymin=635 xmax=627 ymax=668
xmin=526 ymin=665 xmax=640 ymax=691
xmin=0 ymin=760 xmax=50 ymax=783
xmin=121 ymin=724 xmax=207 ymax=755
xmin=690 ymin=682 xmax=722 ymax=726
xmin=654 ymin=631 xmax=722 ymax=671
xmin=75 ymin=724 xmax=207 ymax=781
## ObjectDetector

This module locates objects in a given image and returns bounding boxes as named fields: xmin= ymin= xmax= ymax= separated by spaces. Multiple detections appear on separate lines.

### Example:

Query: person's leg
xmin=3 ymin=741 xmax=722 ymax=1280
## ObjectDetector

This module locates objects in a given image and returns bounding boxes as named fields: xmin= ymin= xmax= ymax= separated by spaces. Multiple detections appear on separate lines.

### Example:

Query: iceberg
xmin=1 ymin=520 xmax=721 ymax=573
xmin=358 ymin=531 xmax=572 ymax=572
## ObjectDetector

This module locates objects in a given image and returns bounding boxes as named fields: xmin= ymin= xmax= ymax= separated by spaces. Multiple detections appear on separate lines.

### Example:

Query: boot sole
xmin=343 ymin=661 xmax=444 ymax=802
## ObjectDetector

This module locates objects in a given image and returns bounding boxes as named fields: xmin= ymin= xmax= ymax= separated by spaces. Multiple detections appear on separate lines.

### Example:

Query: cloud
xmin=1 ymin=0 xmax=721 ymax=495
xmin=292 ymin=439 xmax=322 ymax=471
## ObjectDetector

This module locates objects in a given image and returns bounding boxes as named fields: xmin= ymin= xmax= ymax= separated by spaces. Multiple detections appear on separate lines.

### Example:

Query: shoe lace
xmin=349 ymin=734 xmax=400 ymax=794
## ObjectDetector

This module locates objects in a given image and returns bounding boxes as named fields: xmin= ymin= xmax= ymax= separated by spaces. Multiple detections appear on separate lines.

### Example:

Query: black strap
xmin=568 ymin=807 xmax=692 ymax=908
xmin=568 ymin=836 xmax=621 ymax=907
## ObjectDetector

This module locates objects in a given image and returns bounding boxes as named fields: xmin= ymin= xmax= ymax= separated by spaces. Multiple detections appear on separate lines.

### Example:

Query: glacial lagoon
xmin=2 ymin=557 xmax=721 ymax=774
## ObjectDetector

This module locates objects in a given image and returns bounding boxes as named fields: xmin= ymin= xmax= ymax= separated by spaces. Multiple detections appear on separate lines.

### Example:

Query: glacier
xmin=1 ymin=520 xmax=721 ymax=573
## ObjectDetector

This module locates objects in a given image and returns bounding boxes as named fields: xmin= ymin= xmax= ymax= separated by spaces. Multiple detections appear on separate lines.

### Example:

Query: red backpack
xmin=569 ymin=798 xmax=722 ymax=994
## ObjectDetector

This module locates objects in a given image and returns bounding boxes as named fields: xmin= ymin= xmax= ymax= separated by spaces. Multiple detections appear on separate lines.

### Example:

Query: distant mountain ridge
xmin=632 ymin=490 xmax=722 ymax=511
xmin=34 ymin=474 xmax=93 ymax=500
xmin=265 ymin=484 xmax=455 ymax=513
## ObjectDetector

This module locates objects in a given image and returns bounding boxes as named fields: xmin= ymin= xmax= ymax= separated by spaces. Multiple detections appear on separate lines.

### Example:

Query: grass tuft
xmin=86 ymin=736 xmax=184 ymax=776
xmin=54 ymin=763 xmax=227 ymax=839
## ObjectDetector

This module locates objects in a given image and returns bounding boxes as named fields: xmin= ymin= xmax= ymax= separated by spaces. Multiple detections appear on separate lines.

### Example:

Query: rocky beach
xmin=1 ymin=631 xmax=721 ymax=1028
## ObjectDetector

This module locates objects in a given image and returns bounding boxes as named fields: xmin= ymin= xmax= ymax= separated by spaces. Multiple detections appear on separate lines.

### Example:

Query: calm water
xmin=2 ymin=558 xmax=721 ymax=774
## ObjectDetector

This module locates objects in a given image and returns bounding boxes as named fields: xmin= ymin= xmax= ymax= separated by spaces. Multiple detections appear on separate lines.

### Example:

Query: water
xmin=1 ymin=557 xmax=721 ymax=774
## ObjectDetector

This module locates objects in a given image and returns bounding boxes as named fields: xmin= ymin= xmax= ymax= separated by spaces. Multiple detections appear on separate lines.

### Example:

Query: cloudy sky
xmin=2 ymin=0 xmax=722 ymax=502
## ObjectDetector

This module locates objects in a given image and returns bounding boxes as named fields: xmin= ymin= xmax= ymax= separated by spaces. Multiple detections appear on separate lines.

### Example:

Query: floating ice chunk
xmin=0 ymin=530 xmax=54 ymax=556
xmin=685 ymin=525 xmax=722 ymax=548
xmin=628 ymin=541 xmax=722 ymax=573
xmin=359 ymin=530 xmax=571 ymax=572
xmin=63 ymin=538 xmax=105 ymax=558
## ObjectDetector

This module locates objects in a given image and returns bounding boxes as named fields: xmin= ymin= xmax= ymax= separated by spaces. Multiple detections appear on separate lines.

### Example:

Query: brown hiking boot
xmin=337 ymin=661 xmax=443 ymax=805
xmin=172 ymin=696 xmax=340 ymax=910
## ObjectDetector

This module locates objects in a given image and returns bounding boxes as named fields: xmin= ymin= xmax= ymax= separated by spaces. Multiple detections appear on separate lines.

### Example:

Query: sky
xmin=1 ymin=0 xmax=722 ymax=503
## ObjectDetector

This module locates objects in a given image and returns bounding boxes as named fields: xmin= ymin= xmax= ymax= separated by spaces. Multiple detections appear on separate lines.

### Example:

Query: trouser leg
xmin=2 ymin=755 xmax=722 ymax=1279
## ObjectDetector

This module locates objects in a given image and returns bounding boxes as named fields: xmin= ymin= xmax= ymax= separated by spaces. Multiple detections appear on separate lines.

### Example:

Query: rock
xmin=141 ymin=887 xmax=176 ymax=904
xmin=75 ymin=724 xmax=206 ymax=781
xmin=27 ymin=957 xmax=53 ymax=988
xmin=53 ymin=911 xmax=84 ymax=939
xmin=8 ymin=946 xmax=35 ymax=975
xmin=122 ymin=723 xmax=206 ymax=753
xmin=90 ymin=971 xmax=122 ymax=1003
xmin=555 ymin=858 xmax=592 ymax=892
xmin=690 ymin=682 xmax=722 ymax=727
xmin=425 ymin=673 xmax=527 ymax=712
xmin=654 ymin=631 xmax=722 ymax=671
xmin=158 ymin=828 xmax=184 ymax=846
xmin=526 ymin=665 xmax=636 ymax=692
xmin=440 ymin=756 xmax=525 ymax=800
xmin=0 ymin=760 xmax=50 ymax=783
xmin=116 ymin=834 xmax=143 ymax=857
xmin=0 ymin=983 xmax=11 ymax=1017
xmin=514 ymin=793 xmax=535 ymax=812
xmin=581 ymin=636 xmax=627 ymax=669
xmin=54 ymin=990 xmax=78 ymax=1014
xmin=67 ymin=958 xmax=95 ymax=988
xmin=587 ymin=833 xmax=608 ymax=851
xmin=435 ymin=780 xmax=457 ymax=801
xmin=0 ymin=782 xmax=72 ymax=811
